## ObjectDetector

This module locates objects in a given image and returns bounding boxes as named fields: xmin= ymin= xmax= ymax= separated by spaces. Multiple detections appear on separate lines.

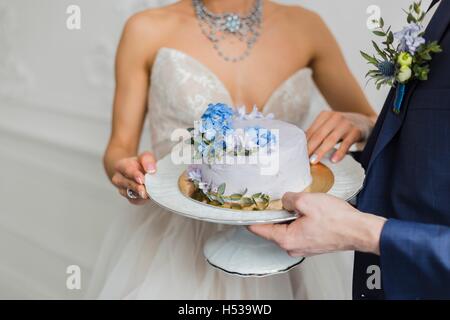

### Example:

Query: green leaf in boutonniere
xmin=360 ymin=51 xmax=379 ymax=66
xmin=373 ymin=30 xmax=386 ymax=37
xmin=386 ymin=31 xmax=394 ymax=46
xmin=372 ymin=41 xmax=388 ymax=60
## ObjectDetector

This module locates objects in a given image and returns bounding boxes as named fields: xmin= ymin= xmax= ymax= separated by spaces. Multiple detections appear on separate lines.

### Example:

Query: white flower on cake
xmin=235 ymin=105 xmax=274 ymax=121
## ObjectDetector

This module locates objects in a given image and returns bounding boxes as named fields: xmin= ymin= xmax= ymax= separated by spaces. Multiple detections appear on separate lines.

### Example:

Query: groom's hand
xmin=249 ymin=192 xmax=386 ymax=257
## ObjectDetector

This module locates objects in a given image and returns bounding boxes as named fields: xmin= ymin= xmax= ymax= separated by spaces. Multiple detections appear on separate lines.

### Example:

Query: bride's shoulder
xmin=126 ymin=1 xmax=192 ymax=31
xmin=124 ymin=1 xmax=191 ymax=34
xmin=120 ymin=3 xmax=190 ymax=60
xmin=270 ymin=2 xmax=327 ymax=29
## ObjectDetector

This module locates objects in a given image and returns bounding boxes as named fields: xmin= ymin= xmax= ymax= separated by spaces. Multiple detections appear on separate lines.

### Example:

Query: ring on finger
xmin=126 ymin=188 xmax=139 ymax=199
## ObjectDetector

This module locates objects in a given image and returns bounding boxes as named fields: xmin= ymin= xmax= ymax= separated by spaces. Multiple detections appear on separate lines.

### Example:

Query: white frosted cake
xmin=187 ymin=103 xmax=312 ymax=209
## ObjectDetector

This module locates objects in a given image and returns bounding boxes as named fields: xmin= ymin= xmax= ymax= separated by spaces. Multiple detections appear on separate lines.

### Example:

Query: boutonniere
xmin=361 ymin=1 xmax=442 ymax=114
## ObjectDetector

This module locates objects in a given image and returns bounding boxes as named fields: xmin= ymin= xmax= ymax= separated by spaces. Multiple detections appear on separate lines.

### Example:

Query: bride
xmin=88 ymin=0 xmax=376 ymax=299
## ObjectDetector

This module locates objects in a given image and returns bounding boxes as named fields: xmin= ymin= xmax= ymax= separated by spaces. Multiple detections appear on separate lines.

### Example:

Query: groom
xmin=250 ymin=0 xmax=450 ymax=300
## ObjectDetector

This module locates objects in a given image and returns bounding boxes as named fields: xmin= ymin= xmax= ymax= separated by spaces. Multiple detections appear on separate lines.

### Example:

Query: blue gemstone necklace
xmin=193 ymin=0 xmax=263 ymax=62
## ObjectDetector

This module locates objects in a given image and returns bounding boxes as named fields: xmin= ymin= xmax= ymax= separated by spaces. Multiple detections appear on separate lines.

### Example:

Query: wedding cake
xmin=186 ymin=103 xmax=312 ymax=210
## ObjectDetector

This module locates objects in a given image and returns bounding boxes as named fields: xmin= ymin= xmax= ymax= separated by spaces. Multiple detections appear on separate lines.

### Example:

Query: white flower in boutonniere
xmin=361 ymin=0 xmax=443 ymax=114
xmin=397 ymin=65 xmax=413 ymax=83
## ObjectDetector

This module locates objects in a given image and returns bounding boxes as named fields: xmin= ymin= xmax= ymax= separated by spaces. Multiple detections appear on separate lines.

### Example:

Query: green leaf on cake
xmin=217 ymin=196 xmax=225 ymax=205
xmin=241 ymin=197 xmax=254 ymax=207
xmin=230 ymin=194 xmax=243 ymax=200
xmin=217 ymin=183 xmax=226 ymax=195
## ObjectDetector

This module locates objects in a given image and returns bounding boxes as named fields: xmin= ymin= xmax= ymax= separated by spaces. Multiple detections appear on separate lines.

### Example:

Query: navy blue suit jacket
xmin=353 ymin=1 xmax=450 ymax=300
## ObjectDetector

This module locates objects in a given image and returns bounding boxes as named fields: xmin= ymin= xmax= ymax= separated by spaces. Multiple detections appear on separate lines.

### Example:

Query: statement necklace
xmin=193 ymin=0 xmax=263 ymax=62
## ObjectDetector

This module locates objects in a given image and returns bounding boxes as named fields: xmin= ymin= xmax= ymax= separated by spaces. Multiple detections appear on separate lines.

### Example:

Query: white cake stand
xmin=145 ymin=151 xmax=365 ymax=277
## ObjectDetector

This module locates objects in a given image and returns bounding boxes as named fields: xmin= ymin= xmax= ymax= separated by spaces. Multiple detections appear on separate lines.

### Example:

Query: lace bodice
xmin=148 ymin=47 xmax=328 ymax=159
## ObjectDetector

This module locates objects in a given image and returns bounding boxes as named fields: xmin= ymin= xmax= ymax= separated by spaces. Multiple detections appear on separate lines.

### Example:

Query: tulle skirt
xmin=86 ymin=200 xmax=353 ymax=300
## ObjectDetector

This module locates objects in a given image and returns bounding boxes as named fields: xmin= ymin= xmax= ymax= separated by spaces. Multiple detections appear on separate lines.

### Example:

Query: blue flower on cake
xmin=244 ymin=126 xmax=277 ymax=149
xmin=201 ymin=103 xmax=234 ymax=127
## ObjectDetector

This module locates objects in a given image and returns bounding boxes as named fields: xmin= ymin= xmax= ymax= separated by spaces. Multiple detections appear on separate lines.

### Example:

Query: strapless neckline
xmin=153 ymin=47 xmax=313 ymax=113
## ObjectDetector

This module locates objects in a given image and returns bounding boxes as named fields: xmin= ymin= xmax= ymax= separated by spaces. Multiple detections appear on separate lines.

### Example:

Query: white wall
xmin=0 ymin=0 xmax=422 ymax=299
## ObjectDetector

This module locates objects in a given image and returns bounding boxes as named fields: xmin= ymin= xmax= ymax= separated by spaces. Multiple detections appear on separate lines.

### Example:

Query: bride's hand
xmin=112 ymin=151 xmax=157 ymax=205
xmin=307 ymin=111 xmax=373 ymax=164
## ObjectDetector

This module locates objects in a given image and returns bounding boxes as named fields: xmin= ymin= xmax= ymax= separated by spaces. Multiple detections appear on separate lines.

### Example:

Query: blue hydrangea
xmin=193 ymin=103 xmax=278 ymax=160
xmin=394 ymin=23 xmax=426 ymax=55
xmin=200 ymin=119 xmax=217 ymax=141
xmin=244 ymin=126 xmax=277 ymax=148
xmin=201 ymin=103 xmax=234 ymax=127
xmin=199 ymin=103 xmax=234 ymax=144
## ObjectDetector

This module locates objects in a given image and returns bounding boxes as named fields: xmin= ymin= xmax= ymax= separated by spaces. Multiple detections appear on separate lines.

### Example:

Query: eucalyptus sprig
xmin=192 ymin=181 xmax=271 ymax=211
xmin=361 ymin=16 xmax=398 ymax=89
xmin=404 ymin=0 xmax=426 ymax=24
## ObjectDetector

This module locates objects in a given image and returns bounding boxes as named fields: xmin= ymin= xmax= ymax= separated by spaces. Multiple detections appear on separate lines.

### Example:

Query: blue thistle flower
xmin=377 ymin=61 xmax=396 ymax=77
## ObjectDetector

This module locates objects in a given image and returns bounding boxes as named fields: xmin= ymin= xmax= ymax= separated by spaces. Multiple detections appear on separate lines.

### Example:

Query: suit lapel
xmin=359 ymin=89 xmax=394 ymax=169
xmin=366 ymin=1 xmax=450 ymax=171
xmin=425 ymin=0 xmax=450 ymax=44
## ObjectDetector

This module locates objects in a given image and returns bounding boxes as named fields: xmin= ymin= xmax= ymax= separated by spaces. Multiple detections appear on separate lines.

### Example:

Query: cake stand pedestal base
xmin=203 ymin=226 xmax=305 ymax=277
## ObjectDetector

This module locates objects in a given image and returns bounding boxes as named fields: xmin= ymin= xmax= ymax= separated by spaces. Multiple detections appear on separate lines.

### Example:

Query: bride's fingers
xmin=307 ymin=114 xmax=341 ymax=156
xmin=310 ymin=122 xmax=352 ymax=164
xmin=112 ymin=173 xmax=148 ymax=199
xmin=331 ymin=128 xmax=361 ymax=163
xmin=118 ymin=189 xmax=147 ymax=205
xmin=115 ymin=159 xmax=145 ymax=185
xmin=123 ymin=164 xmax=145 ymax=185
xmin=139 ymin=152 xmax=156 ymax=174
xmin=306 ymin=111 xmax=333 ymax=139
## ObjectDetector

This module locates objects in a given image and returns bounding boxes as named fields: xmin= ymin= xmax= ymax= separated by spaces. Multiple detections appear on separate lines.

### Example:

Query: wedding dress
xmin=86 ymin=47 xmax=354 ymax=300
